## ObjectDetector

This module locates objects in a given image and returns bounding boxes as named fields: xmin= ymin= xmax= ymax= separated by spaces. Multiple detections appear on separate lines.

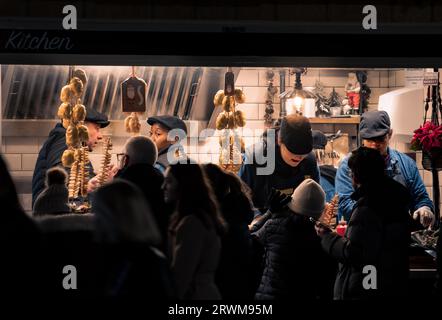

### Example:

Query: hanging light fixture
xmin=279 ymin=68 xmax=315 ymax=116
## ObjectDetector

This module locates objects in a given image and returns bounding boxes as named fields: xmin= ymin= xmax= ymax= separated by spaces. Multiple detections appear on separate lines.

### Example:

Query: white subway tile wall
xmin=5 ymin=137 xmax=39 ymax=154
xmin=388 ymin=70 xmax=396 ymax=88
xmin=4 ymin=154 xmax=22 ymax=171
xmin=236 ymin=69 xmax=259 ymax=86
xmin=380 ymin=71 xmax=389 ymax=88
xmin=22 ymin=154 xmax=38 ymax=171
xmin=395 ymin=70 xmax=405 ymax=87
xmin=236 ymin=103 xmax=259 ymax=120
xmin=241 ymin=86 xmax=268 ymax=104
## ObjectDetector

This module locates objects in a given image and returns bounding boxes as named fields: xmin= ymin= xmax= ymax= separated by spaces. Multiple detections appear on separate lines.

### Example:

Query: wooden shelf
xmin=308 ymin=116 xmax=360 ymax=124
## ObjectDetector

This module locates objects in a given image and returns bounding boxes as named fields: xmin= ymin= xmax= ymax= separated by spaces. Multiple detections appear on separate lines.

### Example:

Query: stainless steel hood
xmin=1 ymin=65 xmax=227 ymax=124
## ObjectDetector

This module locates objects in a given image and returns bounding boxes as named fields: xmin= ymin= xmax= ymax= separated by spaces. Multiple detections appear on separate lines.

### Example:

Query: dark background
xmin=0 ymin=0 xmax=441 ymax=25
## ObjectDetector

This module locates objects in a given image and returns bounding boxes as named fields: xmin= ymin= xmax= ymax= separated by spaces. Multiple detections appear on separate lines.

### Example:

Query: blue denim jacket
xmin=335 ymin=148 xmax=433 ymax=221
xmin=320 ymin=175 xmax=335 ymax=203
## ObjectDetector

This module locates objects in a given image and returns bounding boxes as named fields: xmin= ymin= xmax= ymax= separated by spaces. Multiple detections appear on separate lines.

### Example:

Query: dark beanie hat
xmin=279 ymin=115 xmax=313 ymax=155
xmin=46 ymin=167 xmax=68 ymax=186
xmin=33 ymin=185 xmax=70 ymax=216
xmin=34 ymin=167 xmax=70 ymax=216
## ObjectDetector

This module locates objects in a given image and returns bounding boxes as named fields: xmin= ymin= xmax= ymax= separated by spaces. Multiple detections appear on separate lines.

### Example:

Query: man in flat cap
xmin=147 ymin=115 xmax=188 ymax=173
xmin=239 ymin=114 xmax=320 ymax=214
xmin=32 ymin=107 xmax=111 ymax=207
xmin=335 ymin=110 xmax=434 ymax=228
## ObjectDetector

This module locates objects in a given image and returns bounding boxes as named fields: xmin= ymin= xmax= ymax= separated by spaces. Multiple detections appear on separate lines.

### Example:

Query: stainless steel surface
xmin=1 ymin=65 xmax=225 ymax=123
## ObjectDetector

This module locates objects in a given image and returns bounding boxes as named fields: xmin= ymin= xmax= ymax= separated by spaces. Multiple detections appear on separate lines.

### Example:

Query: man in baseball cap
xmin=239 ymin=114 xmax=320 ymax=213
xmin=335 ymin=110 xmax=434 ymax=228
xmin=147 ymin=115 xmax=188 ymax=172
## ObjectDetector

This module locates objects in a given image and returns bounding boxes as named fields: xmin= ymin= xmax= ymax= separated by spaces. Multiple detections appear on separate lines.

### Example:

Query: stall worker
xmin=335 ymin=110 xmax=434 ymax=227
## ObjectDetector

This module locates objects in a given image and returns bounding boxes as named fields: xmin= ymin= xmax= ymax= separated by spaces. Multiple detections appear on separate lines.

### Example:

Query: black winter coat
xmin=37 ymin=214 xmax=99 ymax=297
xmin=253 ymin=210 xmax=332 ymax=300
xmin=115 ymin=163 xmax=171 ymax=252
xmin=96 ymin=243 xmax=174 ymax=298
xmin=2 ymin=206 xmax=43 ymax=297
xmin=32 ymin=123 xmax=94 ymax=206
xmin=216 ymin=192 xmax=255 ymax=299
xmin=321 ymin=176 xmax=411 ymax=299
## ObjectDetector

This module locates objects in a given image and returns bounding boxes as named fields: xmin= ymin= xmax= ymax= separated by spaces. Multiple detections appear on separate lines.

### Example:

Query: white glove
xmin=412 ymin=206 xmax=435 ymax=228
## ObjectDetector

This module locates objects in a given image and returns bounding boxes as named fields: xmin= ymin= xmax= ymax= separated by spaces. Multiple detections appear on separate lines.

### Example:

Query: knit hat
xmin=33 ymin=167 xmax=70 ymax=216
xmin=279 ymin=115 xmax=313 ymax=155
xmin=287 ymin=178 xmax=325 ymax=220
xmin=33 ymin=184 xmax=70 ymax=216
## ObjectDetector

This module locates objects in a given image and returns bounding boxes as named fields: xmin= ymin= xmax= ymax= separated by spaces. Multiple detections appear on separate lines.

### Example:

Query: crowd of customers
xmin=1 ymin=112 xmax=441 ymax=300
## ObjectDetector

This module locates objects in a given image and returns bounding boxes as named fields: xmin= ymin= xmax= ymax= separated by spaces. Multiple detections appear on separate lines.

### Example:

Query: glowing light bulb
xmin=294 ymin=96 xmax=304 ymax=108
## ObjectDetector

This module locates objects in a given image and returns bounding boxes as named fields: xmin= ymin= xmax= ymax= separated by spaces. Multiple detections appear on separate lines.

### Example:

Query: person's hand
xmin=108 ymin=164 xmax=119 ymax=180
xmin=249 ymin=211 xmax=272 ymax=232
xmin=412 ymin=206 xmax=435 ymax=228
xmin=267 ymin=188 xmax=292 ymax=214
xmin=87 ymin=175 xmax=100 ymax=193
xmin=315 ymin=222 xmax=332 ymax=238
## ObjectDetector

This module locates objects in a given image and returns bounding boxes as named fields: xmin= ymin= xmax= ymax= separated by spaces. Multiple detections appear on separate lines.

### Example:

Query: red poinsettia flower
xmin=411 ymin=121 xmax=442 ymax=151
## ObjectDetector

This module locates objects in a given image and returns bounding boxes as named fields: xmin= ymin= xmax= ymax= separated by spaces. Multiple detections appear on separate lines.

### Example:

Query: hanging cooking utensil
xmin=121 ymin=66 xmax=147 ymax=113
xmin=224 ymin=68 xmax=235 ymax=96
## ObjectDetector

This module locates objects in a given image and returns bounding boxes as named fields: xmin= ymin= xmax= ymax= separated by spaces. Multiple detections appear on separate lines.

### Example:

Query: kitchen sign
xmin=3 ymin=31 xmax=74 ymax=51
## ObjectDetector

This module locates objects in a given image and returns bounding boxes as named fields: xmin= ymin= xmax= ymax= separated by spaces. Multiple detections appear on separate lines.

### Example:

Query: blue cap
xmin=359 ymin=111 xmax=391 ymax=139
xmin=147 ymin=115 xmax=188 ymax=134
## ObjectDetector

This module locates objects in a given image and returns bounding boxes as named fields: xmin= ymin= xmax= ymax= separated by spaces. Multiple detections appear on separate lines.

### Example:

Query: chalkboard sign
xmin=121 ymin=76 xmax=147 ymax=112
